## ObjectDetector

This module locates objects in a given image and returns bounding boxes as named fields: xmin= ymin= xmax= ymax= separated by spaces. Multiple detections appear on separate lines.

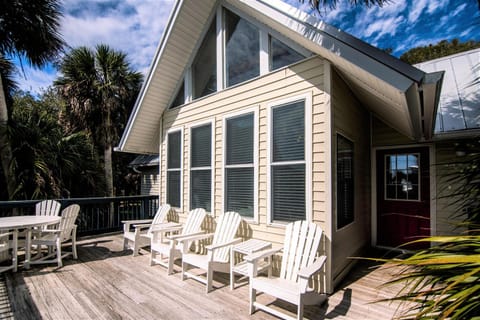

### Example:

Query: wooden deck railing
xmin=0 ymin=195 xmax=159 ymax=236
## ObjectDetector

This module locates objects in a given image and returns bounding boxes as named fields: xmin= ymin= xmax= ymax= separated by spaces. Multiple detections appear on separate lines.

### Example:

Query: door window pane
xmin=192 ymin=19 xmax=216 ymax=99
xmin=225 ymin=9 xmax=259 ymax=87
xmin=385 ymin=153 xmax=420 ymax=201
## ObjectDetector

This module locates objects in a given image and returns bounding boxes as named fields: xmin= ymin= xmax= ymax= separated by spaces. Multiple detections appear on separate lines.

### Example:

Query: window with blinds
xmin=225 ymin=113 xmax=254 ymax=217
xmin=167 ymin=130 xmax=182 ymax=208
xmin=190 ymin=123 xmax=212 ymax=212
xmin=271 ymin=101 xmax=305 ymax=221
xmin=336 ymin=134 xmax=354 ymax=229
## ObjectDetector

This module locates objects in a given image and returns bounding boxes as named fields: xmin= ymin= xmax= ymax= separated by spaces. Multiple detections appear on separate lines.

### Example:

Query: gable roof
xmin=117 ymin=0 xmax=443 ymax=154
xmin=415 ymin=48 xmax=480 ymax=137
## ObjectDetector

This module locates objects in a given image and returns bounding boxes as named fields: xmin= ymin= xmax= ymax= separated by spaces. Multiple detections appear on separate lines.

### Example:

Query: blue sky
xmin=12 ymin=0 xmax=480 ymax=94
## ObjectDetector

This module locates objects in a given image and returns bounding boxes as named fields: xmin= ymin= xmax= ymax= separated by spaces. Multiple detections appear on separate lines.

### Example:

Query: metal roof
xmin=415 ymin=48 xmax=480 ymax=136
xmin=117 ymin=0 xmax=443 ymax=154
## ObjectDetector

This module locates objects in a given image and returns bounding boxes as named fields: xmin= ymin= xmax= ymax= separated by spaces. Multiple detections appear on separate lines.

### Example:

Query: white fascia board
xmin=236 ymin=0 xmax=424 ymax=92
xmin=117 ymin=0 xmax=184 ymax=153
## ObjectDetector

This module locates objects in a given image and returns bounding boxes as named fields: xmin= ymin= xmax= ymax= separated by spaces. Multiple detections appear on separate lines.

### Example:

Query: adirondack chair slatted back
xmin=280 ymin=220 xmax=323 ymax=282
xmin=211 ymin=211 xmax=241 ymax=263
xmin=36 ymin=200 xmax=61 ymax=217
xmin=147 ymin=204 xmax=171 ymax=236
xmin=59 ymin=204 xmax=80 ymax=242
xmin=182 ymin=208 xmax=206 ymax=236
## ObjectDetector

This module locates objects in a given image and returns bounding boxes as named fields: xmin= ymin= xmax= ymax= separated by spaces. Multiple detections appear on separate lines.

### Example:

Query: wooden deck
xmin=2 ymin=234 xmax=408 ymax=319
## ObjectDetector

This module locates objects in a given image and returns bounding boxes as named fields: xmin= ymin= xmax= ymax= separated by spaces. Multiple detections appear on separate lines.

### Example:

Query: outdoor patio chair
xmin=150 ymin=208 xmax=206 ymax=274
xmin=0 ymin=230 xmax=18 ymax=273
xmin=246 ymin=220 xmax=327 ymax=320
xmin=30 ymin=204 xmax=79 ymax=268
xmin=123 ymin=204 xmax=171 ymax=256
xmin=35 ymin=199 xmax=61 ymax=217
xmin=179 ymin=211 xmax=242 ymax=293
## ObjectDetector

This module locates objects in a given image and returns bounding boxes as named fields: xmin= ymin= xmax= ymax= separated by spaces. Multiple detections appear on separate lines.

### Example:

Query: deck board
xmin=3 ymin=234 xmax=409 ymax=319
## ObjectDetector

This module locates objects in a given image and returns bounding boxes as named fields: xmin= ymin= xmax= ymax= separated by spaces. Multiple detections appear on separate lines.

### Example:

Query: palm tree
xmin=10 ymin=90 xmax=104 ymax=199
xmin=55 ymin=45 xmax=143 ymax=197
xmin=0 ymin=0 xmax=64 ymax=200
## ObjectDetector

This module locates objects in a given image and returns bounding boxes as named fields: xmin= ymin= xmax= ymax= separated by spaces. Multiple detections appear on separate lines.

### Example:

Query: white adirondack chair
xmin=35 ymin=200 xmax=61 ymax=217
xmin=0 ymin=230 xmax=18 ymax=273
xmin=150 ymin=208 xmax=207 ymax=274
xmin=30 ymin=204 xmax=79 ymax=268
xmin=32 ymin=199 xmax=62 ymax=234
xmin=180 ymin=211 xmax=242 ymax=293
xmin=122 ymin=204 xmax=171 ymax=256
xmin=246 ymin=220 xmax=327 ymax=320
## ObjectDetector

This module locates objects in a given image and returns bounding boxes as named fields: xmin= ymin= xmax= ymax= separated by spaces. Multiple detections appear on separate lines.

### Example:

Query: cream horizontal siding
xmin=330 ymin=68 xmax=371 ymax=287
xmin=159 ymin=57 xmax=327 ymax=245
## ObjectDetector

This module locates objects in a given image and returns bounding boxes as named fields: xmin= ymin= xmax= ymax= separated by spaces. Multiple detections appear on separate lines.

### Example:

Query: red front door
xmin=376 ymin=147 xmax=430 ymax=248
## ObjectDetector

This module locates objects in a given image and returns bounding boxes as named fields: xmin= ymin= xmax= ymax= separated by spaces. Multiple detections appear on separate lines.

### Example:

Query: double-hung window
xmin=167 ymin=130 xmax=182 ymax=208
xmin=190 ymin=123 xmax=213 ymax=212
xmin=224 ymin=112 xmax=256 ymax=218
xmin=269 ymin=99 xmax=308 ymax=222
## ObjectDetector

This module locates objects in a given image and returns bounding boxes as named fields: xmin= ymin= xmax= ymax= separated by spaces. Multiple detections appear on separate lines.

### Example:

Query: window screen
xmin=225 ymin=113 xmax=254 ymax=217
xmin=271 ymin=101 xmax=305 ymax=221
xmin=337 ymin=134 xmax=354 ymax=229
xmin=190 ymin=124 xmax=212 ymax=211
xmin=167 ymin=131 xmax=181 ymax=207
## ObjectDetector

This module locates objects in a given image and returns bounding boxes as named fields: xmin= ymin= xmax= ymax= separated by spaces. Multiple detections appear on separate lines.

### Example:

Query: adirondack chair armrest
xmin=132 ymin=223 xmax=152 ymax=230
xmin=167 ymin=231 xmax=205 ymax=241
xmin=205 ymin=237 xmax=242 ymax=252
xmin=297 ymin=255 xmax=327 ymax=279
xmin=244 ymin=247 xmax=283 ymax=263
xmin=177 ymin=232 xmax=215 ymax=243
xmin=122 ymin=219 xmax=153 ymax=231
xmin=150 ymin=225 xmax=183 ymax=234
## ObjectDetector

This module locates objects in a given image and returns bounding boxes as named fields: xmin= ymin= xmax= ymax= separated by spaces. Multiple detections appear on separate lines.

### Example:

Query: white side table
xmin=230 ymin=239 xmax=272 ymax=289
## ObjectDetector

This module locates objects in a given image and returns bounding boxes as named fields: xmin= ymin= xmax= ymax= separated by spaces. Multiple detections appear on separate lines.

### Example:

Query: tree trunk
xmin=104 ymin=143 xmax=114 ymax=197
xmin=0 ymin=76 xmax=16 ymax=199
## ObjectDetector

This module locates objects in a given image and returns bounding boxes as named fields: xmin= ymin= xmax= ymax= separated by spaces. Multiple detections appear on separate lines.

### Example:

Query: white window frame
xmin=188 ymin=119 xmax=215 ymax=214
xmin=222 ymin=107 xmax=259 ymax=222
xmin=166 ymin=127 xmax=183 ymax=210
xmin=267 ymin=93 xmax=312 ymax=225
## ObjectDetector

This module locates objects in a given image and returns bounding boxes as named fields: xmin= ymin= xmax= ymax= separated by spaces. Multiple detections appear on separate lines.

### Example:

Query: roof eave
xmin=116 ymin=0 xmax=184 ymax=153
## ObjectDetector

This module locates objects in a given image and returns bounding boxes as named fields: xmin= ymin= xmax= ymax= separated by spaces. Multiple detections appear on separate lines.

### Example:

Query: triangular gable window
xmin=225 ymin=9 xmax=260 ymax=87
xmin=270 ymin=36 xmax=306 ymax=71
xmin=192 ymin=18 xmax=217 ymax=99
xmin=179 ymin=6 xmax=312 ymax=106
xmin=170 ymin=82 xmax=185 ymax=109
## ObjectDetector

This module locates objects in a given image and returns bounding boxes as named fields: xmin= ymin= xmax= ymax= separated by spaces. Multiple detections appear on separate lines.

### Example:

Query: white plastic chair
xmin=179 ymin=211 xmax=242 ymax=293
xmin=123 ymin=204 xmax=171 ymax=256
xmin=30 ymin=204 xmax=79 ymax=268
xmin=150 ymin=208 xmax=206 ymax=274
xmin=0 ymin=230 xmax=18 ymax=273
xmin=247 ymin=220 xmax=327 ymax=320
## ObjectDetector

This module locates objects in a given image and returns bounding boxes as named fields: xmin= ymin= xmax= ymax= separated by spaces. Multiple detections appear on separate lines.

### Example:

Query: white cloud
xmin=15 ymin=0 xmax=174 ymax=94
xmin=14 ymin=66 xmax=58 ymax=95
